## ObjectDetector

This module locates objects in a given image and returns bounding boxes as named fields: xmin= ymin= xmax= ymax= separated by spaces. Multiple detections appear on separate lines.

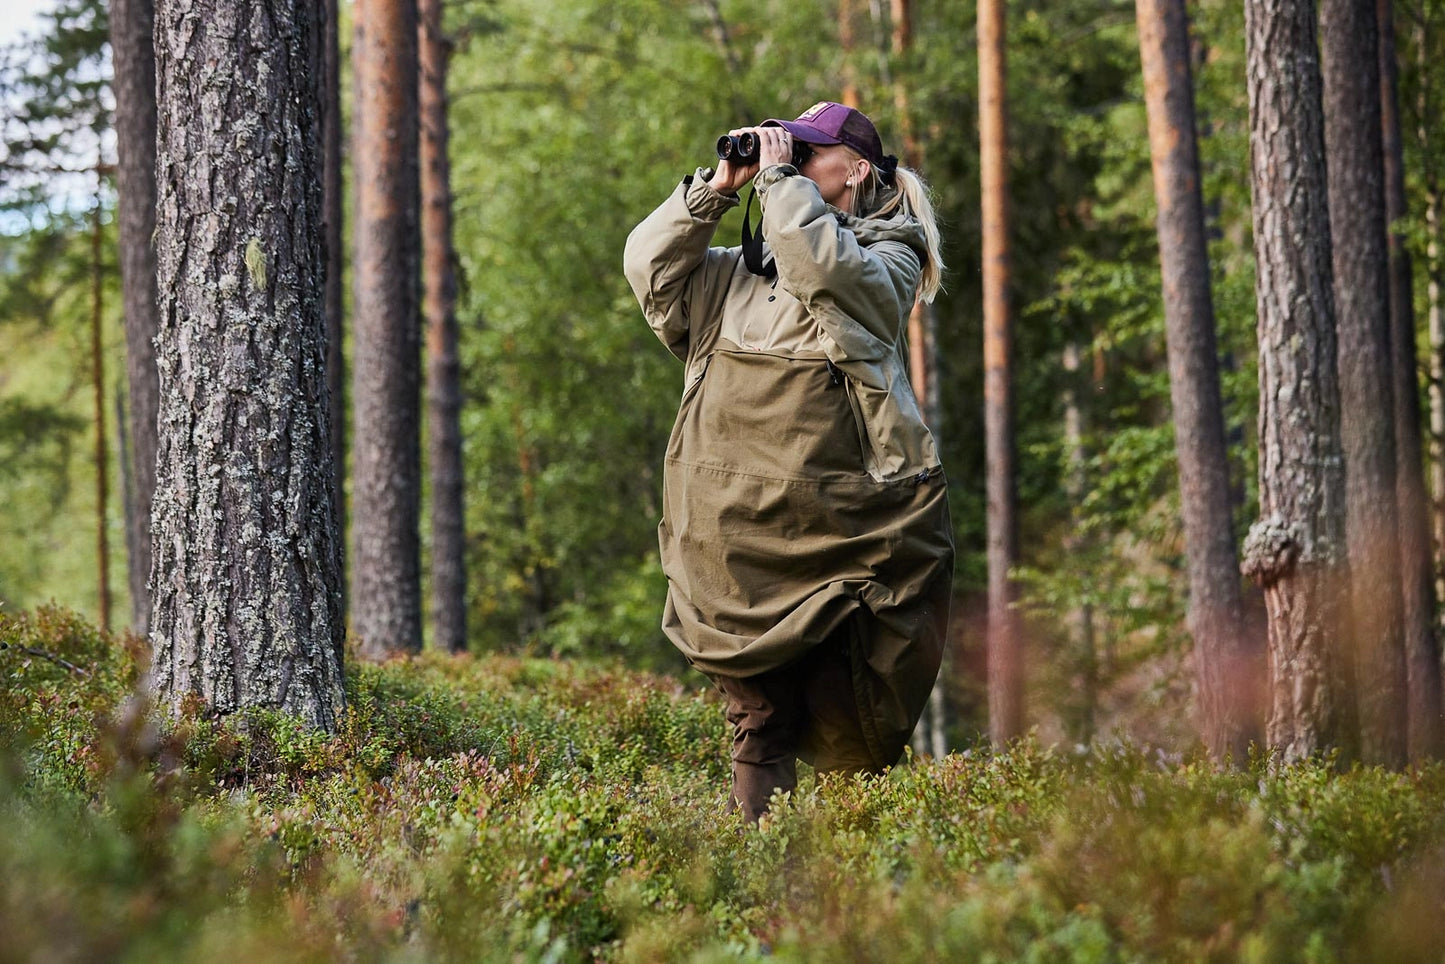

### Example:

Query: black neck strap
xmin=741 ymin=188 xmax=776 ymax=279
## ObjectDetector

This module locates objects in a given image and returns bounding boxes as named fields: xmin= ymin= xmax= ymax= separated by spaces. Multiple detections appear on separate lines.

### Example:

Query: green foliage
xmin=4 ymin=610 xmax=1445 ymax=961
xmin=0 ymin=215 xmax=124 ymax=614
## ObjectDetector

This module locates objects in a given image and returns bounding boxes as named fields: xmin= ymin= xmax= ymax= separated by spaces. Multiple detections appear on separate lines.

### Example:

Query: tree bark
xmin=1136 ymin=0 xmax=1251 ymax=762
xmin=351 ymin=0 xmax=424 ymax=658
xmin=320 ymin=0 xmax=346 ymax=636
xmin=90 ymin=185 xmax=111 ymax=633
xmin=420 ymin=0 xmax=467 ymax=653
xmin=890 ymin=0 xmax=946 ymax=758
xmin=1321 ymin=0 xmax=1408 ymax=767
xmin=152 ymin=0 xmax=345 ymax=729
xmin=1379 ymin=0 xmax=1442 ymax=761
xmin=839 ymin=0 xmax=860 ymax=109
xmin=109 ymin=0 xmax=159 ymax=635
xmin=1240 ymin=0 xmax=1355 ymax=762
xmin=890 ymin=0 xmax=940 ymax=439
xmin=116 ymin=383 xmax=136 ymax=617
xmin=980 ymin=0 xmax=1022 ymax=746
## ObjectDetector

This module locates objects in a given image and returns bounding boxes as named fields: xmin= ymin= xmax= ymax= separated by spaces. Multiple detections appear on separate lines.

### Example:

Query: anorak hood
xmin=842 ymin=205 xmax=927 ymax=262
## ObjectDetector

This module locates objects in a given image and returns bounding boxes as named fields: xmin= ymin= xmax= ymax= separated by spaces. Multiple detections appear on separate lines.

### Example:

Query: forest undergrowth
xmin=3 ymin=605 xmax=1444 ymax=963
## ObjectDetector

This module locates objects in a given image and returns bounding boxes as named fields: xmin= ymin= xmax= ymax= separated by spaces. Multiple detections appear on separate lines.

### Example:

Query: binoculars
xmin=716 ymin=131 xmax=813 ymax=169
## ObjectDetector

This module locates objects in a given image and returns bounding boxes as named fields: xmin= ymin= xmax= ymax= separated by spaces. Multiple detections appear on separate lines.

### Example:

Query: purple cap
xmin=762 ymin=101 xmax=886 ymax=166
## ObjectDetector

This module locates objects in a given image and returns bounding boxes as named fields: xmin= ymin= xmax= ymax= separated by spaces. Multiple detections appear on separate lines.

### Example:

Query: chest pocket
xmin=670 ymin=347 xmax=870 ymax=483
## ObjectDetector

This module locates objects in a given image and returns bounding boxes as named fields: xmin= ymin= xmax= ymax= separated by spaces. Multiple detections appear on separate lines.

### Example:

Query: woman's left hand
xmin=756 ymin=127 xmax=795 ymax=169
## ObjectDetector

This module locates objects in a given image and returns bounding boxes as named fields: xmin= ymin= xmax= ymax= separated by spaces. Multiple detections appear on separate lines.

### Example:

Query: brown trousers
xmin=712 ymin=632 xmax=878 ymax=822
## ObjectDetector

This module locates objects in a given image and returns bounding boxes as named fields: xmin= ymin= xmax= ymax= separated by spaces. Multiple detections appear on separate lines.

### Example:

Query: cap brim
xmin=760 ymin=119 xmax=842 ymax=145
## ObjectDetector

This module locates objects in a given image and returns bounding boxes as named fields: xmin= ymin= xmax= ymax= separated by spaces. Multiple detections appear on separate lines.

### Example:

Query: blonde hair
xmin=848 ymin=154 xmax=945 ymax=304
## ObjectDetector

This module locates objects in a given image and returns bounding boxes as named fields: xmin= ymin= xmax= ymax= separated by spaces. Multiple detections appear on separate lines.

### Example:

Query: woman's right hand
xmin=707 ymin=128 xmax=761 ymax=196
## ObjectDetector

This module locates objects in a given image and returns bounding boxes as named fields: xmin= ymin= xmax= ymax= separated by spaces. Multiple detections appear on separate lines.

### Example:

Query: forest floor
xmin=3 ymin=605 xmax=1444 ymax=962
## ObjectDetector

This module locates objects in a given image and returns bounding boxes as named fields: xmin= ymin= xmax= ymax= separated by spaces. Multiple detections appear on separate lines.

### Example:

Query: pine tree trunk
xmin=90 ymin=187 xmax=111 ymax=633
xmin=320 ymin=0 xmax=346 ymax=637
xmin=109 ymin=0 xmax=159 ymax=635
xmin=351 ymin=0 xmax=423 ymax=658
xmin=1321 ymin=0 xmax=1408 ymax=767
xmin=839 ymin=0 xmax=860 ymax=109
xmin=891 ymin=0 xmax=947 ymax=757
xmin=980 ymin=0 xmax=1022 ymax=746
xmin=1379 ymin=0 xmax=1442 ymax=761
xmin=1136 ymin=0 xmax=1251 ymax=762
xmin=1432 ymin=174 xmax=1445 ymax=625
xmin=420 ymin=0 xmax=467 ymax=653
xmin=116 ymin=384 xmax=135 ymax=613
xmin=152 ymin=0 xmax=346 ymax=730
xmin=1240 ymin=0 xmax=1355 ymax=762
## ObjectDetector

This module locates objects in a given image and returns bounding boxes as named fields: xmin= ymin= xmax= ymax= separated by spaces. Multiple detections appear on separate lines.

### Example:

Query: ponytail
xmin=849 ymin=156 xmax=945 ymax=304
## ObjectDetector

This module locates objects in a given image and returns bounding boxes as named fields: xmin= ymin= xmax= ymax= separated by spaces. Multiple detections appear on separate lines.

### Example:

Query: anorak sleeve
xmin=623 ymin=169 xmax=741 ymax=364
xmin=755 ymin=167 xmax=921 ymax=366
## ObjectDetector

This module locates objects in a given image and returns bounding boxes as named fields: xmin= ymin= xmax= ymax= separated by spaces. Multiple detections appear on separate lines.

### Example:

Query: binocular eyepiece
xmin=716 ymin=131 xmax=813 ymax=169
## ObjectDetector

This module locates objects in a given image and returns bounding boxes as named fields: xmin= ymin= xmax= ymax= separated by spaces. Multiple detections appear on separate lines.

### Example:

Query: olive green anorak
xmin=624 ymin=165 xmax=955 ymax=769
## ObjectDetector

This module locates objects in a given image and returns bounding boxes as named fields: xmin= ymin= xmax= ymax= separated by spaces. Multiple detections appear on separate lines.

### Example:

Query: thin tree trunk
xmin=890 ymin=0 xmax=946 ymax=757
xmin=108 ymin=0 xmax=159 ymax=635
xmin=90 ymin=184 xmax=111 ymax=633
xmin=1322 ymin=0 xmax=1408 ymax=768
xmin=351 ymin=0 xmax=423 ymax=658
xmin=1430 ymin=196 xmax=1445 ymax=639
xmin=839 ymin=0 xmax=860 ymax=109
xmin=1240 ymin=0 xmax=1355 ymax=762
xmin=980 ymin=0 xmax=1022 ymax=746
xmin=320 ymin=0 xmax=346 ymax=639
xmin=420 ymin=0 xmax=467 ymax=653
xmin=1380 ymin=0 xmax=1442 ymax=761
xmin=1063 ymin=339 xmax=1096 ymax=745
xmin=890 ymin=0 xmax=918 ymax=160
xmin=152 ymin=0 xmax=345 ymax=729
xmin=1136 ymin=0 xmax=1250 ymax=762
xmin=1432 ymin=174 xmax=1445 ymax=625
xmin=116 ymin=383 xmax=136 ymax=621
xmin=891 ymin=0 xmax=940 ymax=437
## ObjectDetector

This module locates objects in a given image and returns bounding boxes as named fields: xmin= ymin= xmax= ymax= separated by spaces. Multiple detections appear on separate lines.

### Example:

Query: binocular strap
xmin=741 ymin=188 xmax=777 ymax=279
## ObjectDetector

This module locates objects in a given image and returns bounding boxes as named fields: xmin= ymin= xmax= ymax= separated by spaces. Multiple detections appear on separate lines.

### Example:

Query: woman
xmin=624 ymin=102 xmax=954 ymax=822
